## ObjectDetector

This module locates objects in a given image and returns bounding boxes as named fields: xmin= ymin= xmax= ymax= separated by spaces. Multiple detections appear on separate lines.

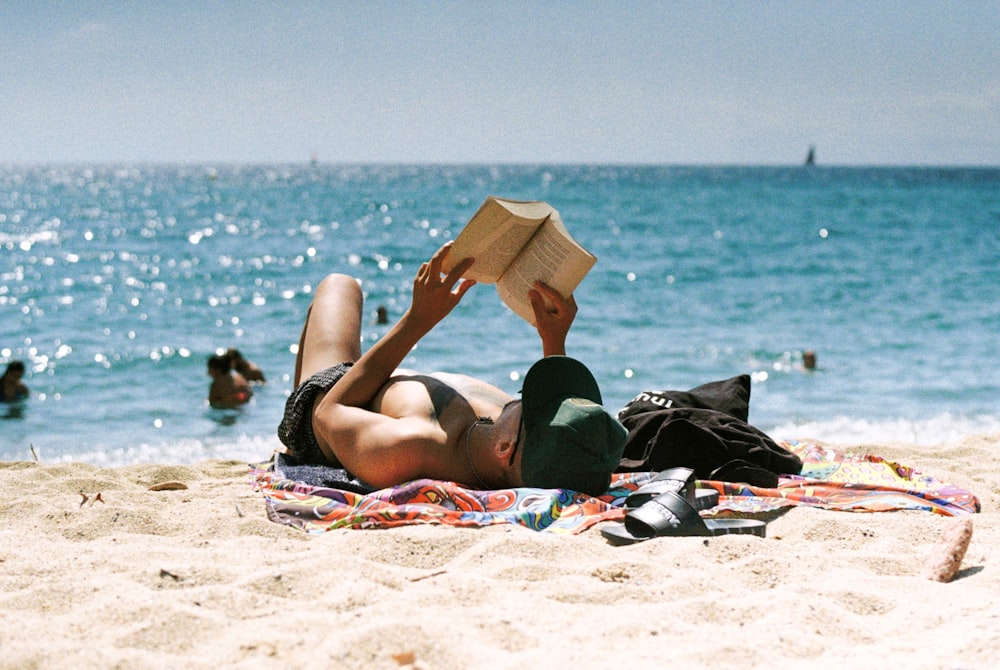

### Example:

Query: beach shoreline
xmin=1 ymin=434 xmax=996 ymax=669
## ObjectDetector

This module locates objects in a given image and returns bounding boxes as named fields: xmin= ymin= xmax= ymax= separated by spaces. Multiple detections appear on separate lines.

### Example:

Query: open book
xmin=443 ymin=196 xmax=597 ymax=326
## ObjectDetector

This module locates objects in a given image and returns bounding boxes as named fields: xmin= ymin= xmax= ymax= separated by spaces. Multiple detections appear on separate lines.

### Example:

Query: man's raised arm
xmin=317 ymin=242 xmax=475 ymax=411
xmin=529 ymin=281 xmax=578 ymax=357
xmin=308 ymin=243 xmax=476 ymax=486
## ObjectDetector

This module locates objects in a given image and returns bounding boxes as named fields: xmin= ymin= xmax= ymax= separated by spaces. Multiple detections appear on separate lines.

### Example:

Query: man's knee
xmin=315 ymin=273 xmax=362 ymax=302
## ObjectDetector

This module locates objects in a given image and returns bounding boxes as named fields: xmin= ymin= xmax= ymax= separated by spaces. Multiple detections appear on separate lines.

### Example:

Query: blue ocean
xmin=2 ymin=164 xmax=998 ymax=465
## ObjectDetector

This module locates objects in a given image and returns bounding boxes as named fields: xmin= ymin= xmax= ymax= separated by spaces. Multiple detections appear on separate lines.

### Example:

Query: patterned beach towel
xmin=704 ymin=439 xmax=981 ymax=517
xmin=250 ymin=440 xmax=980 ymax=535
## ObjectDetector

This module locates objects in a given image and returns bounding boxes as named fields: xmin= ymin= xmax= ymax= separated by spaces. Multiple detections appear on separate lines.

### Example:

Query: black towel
xmin=616 ymin=375 xmax=803 ymax=484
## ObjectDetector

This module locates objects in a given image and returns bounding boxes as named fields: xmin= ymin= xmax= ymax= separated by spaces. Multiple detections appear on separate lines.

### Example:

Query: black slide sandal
xmin=602 ymin=490 xmax=766 ymax=545
xmin=625 ymin=467 xmax=719 ymax=511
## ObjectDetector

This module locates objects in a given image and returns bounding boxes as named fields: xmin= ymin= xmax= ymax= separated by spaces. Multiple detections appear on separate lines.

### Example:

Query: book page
xmin=459 ymin=219 xmax=538 ymax=282
xmin=444 ymin=197 xmax=552 ymax=283
xmin=496 ymin=213 xmax=597 ymax=325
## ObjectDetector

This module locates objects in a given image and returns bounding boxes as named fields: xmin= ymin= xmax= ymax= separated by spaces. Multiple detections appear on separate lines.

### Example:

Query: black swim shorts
xmin=277 ymin=362 xmax=353 ymax=465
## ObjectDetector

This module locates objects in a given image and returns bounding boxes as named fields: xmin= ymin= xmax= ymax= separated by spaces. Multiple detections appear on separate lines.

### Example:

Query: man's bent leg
xmin=294 ymin=274 xmax=364 ymax=386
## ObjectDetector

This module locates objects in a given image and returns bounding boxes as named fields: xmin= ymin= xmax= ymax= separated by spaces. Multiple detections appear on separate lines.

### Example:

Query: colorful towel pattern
xmin=705 ymin=439 xmax=981 ymax=517
xmin=250 ymin=440 xmax=980 ymax=535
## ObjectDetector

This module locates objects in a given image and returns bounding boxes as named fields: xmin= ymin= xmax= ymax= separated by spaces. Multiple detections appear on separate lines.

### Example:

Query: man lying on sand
xmin=278 ymin=241 xmax=626 ymax=495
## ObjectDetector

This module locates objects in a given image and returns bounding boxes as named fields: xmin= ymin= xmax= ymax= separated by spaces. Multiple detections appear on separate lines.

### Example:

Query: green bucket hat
xmin=519 ymin=356 xmax=627 ymax=496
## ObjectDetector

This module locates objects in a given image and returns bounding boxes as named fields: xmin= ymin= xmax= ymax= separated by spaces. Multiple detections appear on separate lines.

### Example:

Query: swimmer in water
xmin=1 ymin=361 xmax=29 ymax=403
xmin=207 ymin=354 xmax=253 ymax=409
xmin=225 ymin=348 xmax=266 ymax=383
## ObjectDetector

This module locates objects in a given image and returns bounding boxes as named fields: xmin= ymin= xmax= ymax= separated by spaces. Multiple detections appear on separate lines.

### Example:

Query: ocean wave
xmin=767 ymin=413 xmax=1000 ymax=447
xmin=43 ymin=433 xmax=281 ymax=467
xmin=0 ymin=228 xmax=61 ymax=249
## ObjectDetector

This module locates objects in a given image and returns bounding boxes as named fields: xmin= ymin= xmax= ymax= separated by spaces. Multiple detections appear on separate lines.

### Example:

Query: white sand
xmin=1 ymin=434 xmax=997 ymax=669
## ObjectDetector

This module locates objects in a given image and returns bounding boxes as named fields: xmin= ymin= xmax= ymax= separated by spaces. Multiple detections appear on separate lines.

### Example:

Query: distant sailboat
xmin=804 ymin=145 xmax=816 ymax=166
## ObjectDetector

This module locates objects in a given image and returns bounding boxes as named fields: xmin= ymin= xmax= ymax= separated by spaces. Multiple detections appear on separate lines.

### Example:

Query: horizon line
xmin=2 ymin=160 xmax=999 ymax=170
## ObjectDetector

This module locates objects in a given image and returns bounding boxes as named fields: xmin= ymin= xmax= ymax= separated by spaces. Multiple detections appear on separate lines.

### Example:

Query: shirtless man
xmin=277 ymin=242 xmax=626 ymax=495
xmin=207 ymin=354 xmax=254 ymax=409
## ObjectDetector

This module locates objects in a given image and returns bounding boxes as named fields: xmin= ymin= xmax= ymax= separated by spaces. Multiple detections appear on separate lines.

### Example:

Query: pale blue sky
xmin=2 ymin=1 xmax=998 ymax=165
